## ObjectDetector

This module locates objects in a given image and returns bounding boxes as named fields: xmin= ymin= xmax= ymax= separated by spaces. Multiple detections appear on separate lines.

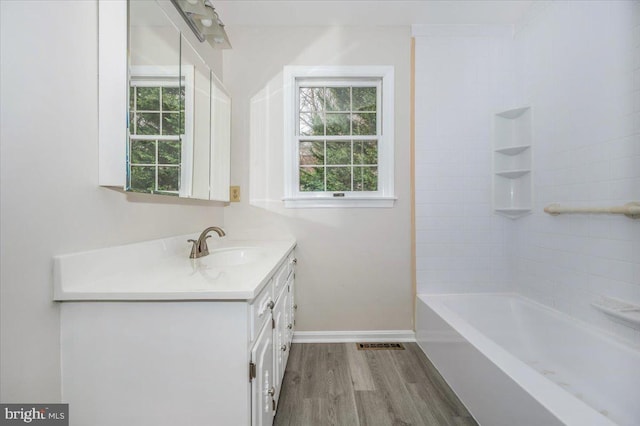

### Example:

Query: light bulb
xmin=186 ymin=0 xmax=199 ymax=4
xmin=201 ymin=18 xmax=213 ymax=27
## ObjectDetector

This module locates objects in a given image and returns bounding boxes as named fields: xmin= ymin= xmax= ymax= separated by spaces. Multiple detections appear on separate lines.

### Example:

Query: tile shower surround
xmin=414 ymin=1 xmax=640 ymax=346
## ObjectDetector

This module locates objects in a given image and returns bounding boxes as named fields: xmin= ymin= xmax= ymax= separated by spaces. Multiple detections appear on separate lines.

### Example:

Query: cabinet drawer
xmin=250 ymin=280 xmax=273 ymax=342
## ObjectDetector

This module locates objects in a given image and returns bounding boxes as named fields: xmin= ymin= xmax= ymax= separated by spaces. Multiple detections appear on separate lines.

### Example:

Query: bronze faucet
xmin=188 ymin=226 xmax=226 ymax=259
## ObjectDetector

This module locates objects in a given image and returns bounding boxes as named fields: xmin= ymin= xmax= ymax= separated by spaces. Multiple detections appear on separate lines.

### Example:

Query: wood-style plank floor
xmin=274 ymin=342 xmax=477 ymax=426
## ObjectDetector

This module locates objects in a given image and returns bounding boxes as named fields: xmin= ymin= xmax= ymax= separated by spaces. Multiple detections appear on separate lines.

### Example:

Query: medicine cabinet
xmin=98 ymin=0 xmax=230 ymax=202
xmin=492 ymin=106 xmax=532 ymax=219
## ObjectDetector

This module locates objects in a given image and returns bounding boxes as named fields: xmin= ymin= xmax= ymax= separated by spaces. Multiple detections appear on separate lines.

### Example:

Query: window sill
xmin=283 ymin=197 xmax=396 ymax=209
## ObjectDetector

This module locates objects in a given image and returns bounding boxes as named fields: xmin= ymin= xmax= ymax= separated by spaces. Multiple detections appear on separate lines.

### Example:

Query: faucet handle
xmin=187 ymin=239 xmax=198 ymax=259
xmin=198 ymin=235 xmax=211 ymax=257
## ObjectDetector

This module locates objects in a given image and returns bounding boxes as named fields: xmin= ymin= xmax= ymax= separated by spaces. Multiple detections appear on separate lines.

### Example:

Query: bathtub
xmin=416 ymin=293 xmax=640 ymax=426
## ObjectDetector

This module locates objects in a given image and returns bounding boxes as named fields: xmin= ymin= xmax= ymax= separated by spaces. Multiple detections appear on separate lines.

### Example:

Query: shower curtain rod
xmin=544 ymin=202 xmax=640 ymax=219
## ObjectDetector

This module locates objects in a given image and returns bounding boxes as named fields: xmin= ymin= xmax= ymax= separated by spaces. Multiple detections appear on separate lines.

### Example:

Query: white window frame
xmin=128 ymin=65 xmax=194 ymax=197
xmin=283 ymin=66 xmax=395 ymax=208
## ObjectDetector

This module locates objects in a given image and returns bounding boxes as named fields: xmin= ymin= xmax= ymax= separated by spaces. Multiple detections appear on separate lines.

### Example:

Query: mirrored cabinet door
xmin=210 ymin=76 xmax=231 ymax=201
xmin=128 ymin=0 xmax=183 ymax=196
xmin=98 ymin=0 xmax=230 ymax=202
xmin=182 ymin=34 xmax=213 ymax=200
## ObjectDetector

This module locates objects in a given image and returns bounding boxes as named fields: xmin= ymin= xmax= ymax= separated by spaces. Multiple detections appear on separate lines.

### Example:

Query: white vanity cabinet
xmin=59 ymin=244 xmax=296 ymax=426
xmin=250 ymin=251 xmax=296 ymax=425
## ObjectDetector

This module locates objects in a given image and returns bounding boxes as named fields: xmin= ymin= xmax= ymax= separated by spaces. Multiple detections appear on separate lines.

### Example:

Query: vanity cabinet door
xmin=286 ymin=255 xmax=296 ymax=347
xmin=286 ymin=274 xmax=295 ymax=348
xmin=251 ymin=321 xmax=275 ymax=426
xmin=274 ymin=272 xmax=295 ymax=407
xmin=272 ymin=286 xmax=287 ymax=397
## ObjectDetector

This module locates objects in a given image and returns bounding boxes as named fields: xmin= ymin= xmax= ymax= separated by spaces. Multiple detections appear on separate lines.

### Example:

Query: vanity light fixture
xmin=171 ymin=0 xmax=231 ymax=49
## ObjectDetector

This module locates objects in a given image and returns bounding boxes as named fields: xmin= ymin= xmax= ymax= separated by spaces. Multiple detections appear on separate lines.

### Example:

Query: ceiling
xmin=213 ymin=0 xmax=535 ymax=27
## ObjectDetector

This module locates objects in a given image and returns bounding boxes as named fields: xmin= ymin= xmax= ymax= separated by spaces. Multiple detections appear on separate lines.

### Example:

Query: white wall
xmin=512 ymin=0 xmax=640 ymax=345
xmin=223 ymin=26 xmax=413 ymax=332
xmin=414 ymin=26 xmax=516 ymax=294
xmin=0 ymin=1 xmax=225 ymax=401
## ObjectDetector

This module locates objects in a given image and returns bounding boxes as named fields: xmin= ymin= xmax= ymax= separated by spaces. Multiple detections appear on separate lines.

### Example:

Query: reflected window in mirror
xmin=127 ymin=67 xmax=194 ymax=196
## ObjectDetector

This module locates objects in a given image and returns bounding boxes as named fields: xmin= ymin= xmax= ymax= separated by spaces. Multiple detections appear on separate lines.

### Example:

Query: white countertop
xmin=53 ymin=234 xmax=296 ymax=301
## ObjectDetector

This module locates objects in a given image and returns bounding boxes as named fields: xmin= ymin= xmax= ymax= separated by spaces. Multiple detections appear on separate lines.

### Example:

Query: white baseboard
xmin=292 ymin=330 xmax=415 ymax=343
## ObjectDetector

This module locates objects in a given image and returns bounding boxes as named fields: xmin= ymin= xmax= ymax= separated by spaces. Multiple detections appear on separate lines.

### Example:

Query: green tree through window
xmin=298 ymin=84 xmax=379 ymax=192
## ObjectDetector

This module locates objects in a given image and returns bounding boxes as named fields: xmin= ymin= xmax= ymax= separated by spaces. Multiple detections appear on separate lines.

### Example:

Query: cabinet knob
xmin=281 ymin=344 xmax=287 ymax=352
xmin=292 ymin=258 xmax=297 ymax=265
xmin=267 ymin=386 xmax=276 ymax=396
xmin=287 ymin=323 xmax=293 ymax=330
xmin=293 ymin=304 xmax=298 ymax=310
xmin=267 ymin=300 xmax=275 ymax=310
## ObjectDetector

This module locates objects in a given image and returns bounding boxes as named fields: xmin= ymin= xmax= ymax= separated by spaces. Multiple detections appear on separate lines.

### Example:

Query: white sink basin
xmin=202 ymin=247 xmax=264 ymax=267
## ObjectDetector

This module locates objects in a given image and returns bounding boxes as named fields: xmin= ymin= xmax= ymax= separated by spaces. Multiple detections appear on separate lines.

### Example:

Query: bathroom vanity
xmin=54 ymin=235 xmax=296 ymax=426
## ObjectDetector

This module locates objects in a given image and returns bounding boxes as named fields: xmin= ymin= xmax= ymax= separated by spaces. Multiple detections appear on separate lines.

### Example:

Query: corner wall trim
xmin=292 ymin=330 xmax=416 ymax=344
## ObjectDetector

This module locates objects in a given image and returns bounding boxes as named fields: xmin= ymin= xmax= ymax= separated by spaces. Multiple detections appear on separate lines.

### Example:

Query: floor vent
xmin=357 ymin=342 xmax=405 ymax=351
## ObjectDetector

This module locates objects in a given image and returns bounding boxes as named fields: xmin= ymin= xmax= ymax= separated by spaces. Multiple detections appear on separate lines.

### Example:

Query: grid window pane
xmin=158 ymin=140 xmax=181 ymax=165
xmin=352 ymin=113 xmax=376 ymax=135
xmin=326 ymin=167 xmax=352 ymax=191
xmin=354 ymin=166 xmax=378 ymax=191
xmin=130 ymin=140 xmax=155 ymax=164
xmin=136 ymin=87 xmax=160 ymax=111
xmin=299 ymin=141 xmax=324 ymax=165
xmin=136 ymin=113 xmax=160 ymax=135
xmin=362 ymin=167 xmax=378 ymax=191
xmin=325 ymin=87 xmax=350 ymax=111
xmin=300 ymin=166 xmax=324 ymax=191
xmin=129 ymin=112 xmax=136 ymax=134
xmin=326 ymin=140 xmax=351 ymax=165
xmin=162 ymin=112 xmax=182 ymax=135
xmin=299 ymin=87 xmax=324 ymax=113
xmin=162 ymin=87 xmax=183 ymax=111
xmin=130 ymin=166 xmax=155 ymax=193
xmin=353 ymin=140 xmax=378 ymax=165
xmin=352 ymin=87 xmax=377 ymax=111
xmin=325 ymin=113 xmax=350 ymax=136
xmin=158 ymin=166 xmax=180 ymax=192
xmin=300 ymin=112 xmax=324 ymax=136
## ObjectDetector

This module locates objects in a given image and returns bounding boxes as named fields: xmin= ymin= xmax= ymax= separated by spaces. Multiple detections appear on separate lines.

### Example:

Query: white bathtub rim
xmin=419 ymin=292 xmax=640 ymax=354
xmin=418 ymin=293 xmax=618 ymax=426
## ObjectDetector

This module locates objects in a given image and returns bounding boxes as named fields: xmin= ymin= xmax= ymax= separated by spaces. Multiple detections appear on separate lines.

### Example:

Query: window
xmin=284 ymin=66 xmax=395 ymax=208
xmin=127 ymin=66 xmax=193 ymax=196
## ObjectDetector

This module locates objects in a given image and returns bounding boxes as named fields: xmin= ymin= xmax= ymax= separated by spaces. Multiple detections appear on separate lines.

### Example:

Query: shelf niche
xmin=492 ymin=106 xmax=532 ymax=219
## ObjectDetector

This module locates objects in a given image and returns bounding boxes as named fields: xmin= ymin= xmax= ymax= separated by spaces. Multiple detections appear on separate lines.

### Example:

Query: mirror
xmin=126 ymin=0 xmax=230 ymax=201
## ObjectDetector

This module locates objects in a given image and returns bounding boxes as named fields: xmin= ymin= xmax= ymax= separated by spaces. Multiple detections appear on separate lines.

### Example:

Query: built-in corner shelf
xmin=494 ymin=208 xmax=532 ymax=219
xmin=495 ymin=145 xmax=530 ymax=156
xmin=495 ymin=169 xmax=531 ymax=179
xmin=492 ymin=106 xmax=532 ymax=219
xmin=495 ymin=106 xmax=530 ymax=119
